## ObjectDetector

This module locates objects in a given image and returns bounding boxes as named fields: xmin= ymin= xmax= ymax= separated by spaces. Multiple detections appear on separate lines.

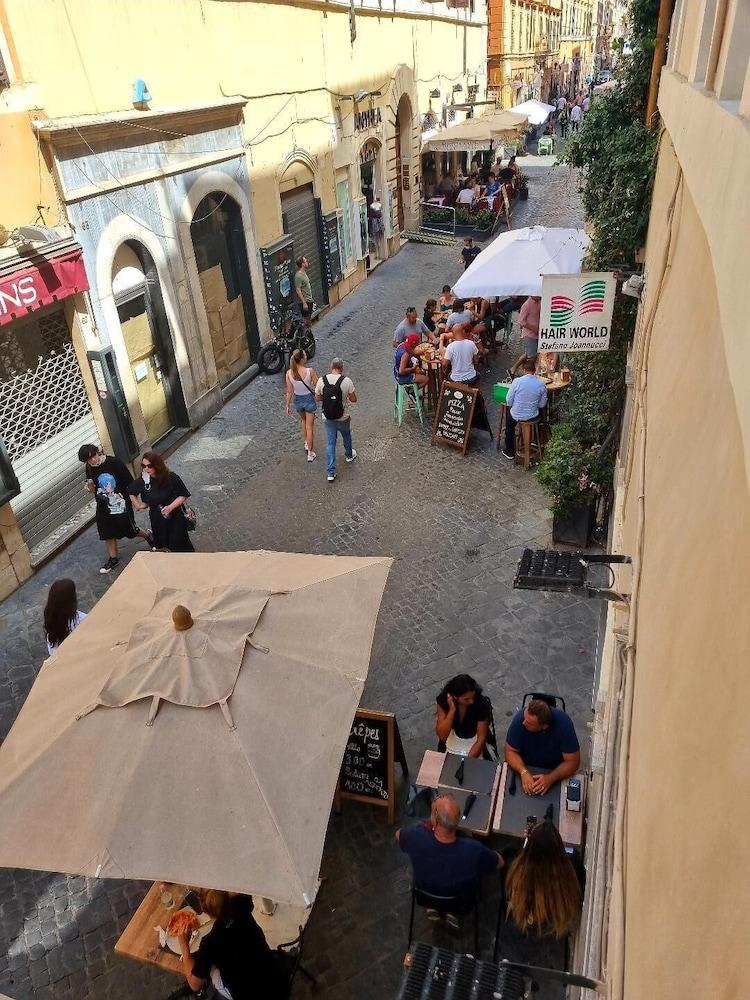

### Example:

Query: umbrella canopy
xmin=510 ymin=100 xmax=556 ymax=126
xmin=421 ymin=110 xmax=528 ymax=153
xmin=453 ymin=226 xmax=590 ymax=298
xmin=0 ymin=550 xmax=392 ymax=907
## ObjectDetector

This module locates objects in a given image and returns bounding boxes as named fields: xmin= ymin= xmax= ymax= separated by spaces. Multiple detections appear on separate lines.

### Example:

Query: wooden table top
xmin=491 ymin=763 xmax=586 ymax=847
xmin=115 ymin=881 xmax=321 ymax=976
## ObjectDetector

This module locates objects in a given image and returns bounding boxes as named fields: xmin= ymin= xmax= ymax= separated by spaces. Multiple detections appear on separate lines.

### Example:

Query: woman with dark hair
xmin=422 ymin=299 xmax=439 ymax=336
xmin=504 ymin=820 xmax=583 ymax=939
xmin=127 ymin=451 xmax=194 ymax=552
xmin=44 ymin=579 xmax=86 ymax=654
xmin=435 ymin=674 xmax=492 ymax=758
xmin=177 ymin=890 xmax=287 ymax=999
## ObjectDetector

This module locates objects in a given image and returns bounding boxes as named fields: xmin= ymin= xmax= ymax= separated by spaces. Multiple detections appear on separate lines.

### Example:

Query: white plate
xmin=164 ymin=908 xmax=214 ymax=955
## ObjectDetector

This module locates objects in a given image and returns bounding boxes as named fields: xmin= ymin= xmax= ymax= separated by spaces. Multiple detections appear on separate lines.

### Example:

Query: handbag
xmin=182 ymin=504 xmax=198 ymax=532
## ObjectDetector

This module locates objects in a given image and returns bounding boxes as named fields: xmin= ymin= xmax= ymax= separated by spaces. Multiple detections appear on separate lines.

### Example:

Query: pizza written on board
xmin=166 ymin=909 xmax=201 ymax=938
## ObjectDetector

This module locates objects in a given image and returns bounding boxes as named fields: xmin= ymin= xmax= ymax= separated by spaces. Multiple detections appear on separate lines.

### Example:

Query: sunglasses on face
xmin=142 ymin=462 xmax=153 ymax=470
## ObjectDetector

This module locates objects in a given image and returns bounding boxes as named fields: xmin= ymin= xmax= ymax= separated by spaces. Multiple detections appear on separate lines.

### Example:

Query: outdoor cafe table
xmin=415 ymin=750 xmax=502 ymax=837
xmin=115 ymin=881 xmax=320 ymax=975
xmin=491 ymin=762 xmax=586 ymax=848
xmin=418 ymin=353 xmax=443 ymax=412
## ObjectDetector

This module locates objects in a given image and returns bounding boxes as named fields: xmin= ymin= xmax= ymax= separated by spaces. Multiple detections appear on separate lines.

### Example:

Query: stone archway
xmin=395 ymin=94 xmax=414 ymax=232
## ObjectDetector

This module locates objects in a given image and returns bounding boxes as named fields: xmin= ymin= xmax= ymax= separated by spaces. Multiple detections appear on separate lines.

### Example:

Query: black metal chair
xmin=408 ymin=885 xmax=480 ymax=956
xmin=521 ymin=691 xmax=566 ymax=712
xmin=275 ymin=923 xmax=317 ymax=992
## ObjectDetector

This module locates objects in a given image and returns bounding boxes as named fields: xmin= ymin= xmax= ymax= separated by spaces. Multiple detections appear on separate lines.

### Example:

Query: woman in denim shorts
xmin=285 ymin=349 xmax=318 ymax=461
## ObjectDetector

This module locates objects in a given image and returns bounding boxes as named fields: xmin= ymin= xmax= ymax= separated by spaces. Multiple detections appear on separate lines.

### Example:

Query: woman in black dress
xmin=127 ymin=450 xmax=194 ymax=552
xmin=435 ymin=674 xmax=493 ymax=758
xmin=78 ymin=444 xmax=152 ymax=574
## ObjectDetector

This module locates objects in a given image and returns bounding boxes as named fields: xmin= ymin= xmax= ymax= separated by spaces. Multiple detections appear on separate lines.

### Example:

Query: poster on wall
xmin=321 ymin=211 xmax=343 ymax=288
xmin=539 ymin=272 xmax=617 ymax=352
xmin=259 ymin=235 xmax=295 ymax=331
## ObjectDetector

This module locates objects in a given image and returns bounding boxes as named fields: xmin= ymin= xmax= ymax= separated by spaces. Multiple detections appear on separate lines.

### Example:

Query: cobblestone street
xmin=0 ymin=157 xmax=593 ymax=1000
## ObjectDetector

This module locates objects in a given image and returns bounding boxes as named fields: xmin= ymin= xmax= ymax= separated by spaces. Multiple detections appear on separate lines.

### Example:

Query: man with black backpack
xmin=315 ymin=358 xmax=357 ymax=483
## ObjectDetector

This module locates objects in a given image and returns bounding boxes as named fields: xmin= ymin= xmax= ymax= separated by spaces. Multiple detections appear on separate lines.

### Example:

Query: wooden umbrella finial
xmin=172 ymin=605 xmax=193 ymax=631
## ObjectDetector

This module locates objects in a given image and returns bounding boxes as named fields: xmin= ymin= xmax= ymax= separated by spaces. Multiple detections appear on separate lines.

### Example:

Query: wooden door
xmin=118 ymin=294 xmax=173 ymax=443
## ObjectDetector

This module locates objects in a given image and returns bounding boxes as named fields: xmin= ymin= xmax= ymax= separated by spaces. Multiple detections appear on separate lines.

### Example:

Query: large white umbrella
xmin=510 ymin=100 xmax=556 ymax=126
xmin=453 ymin=226 xmax=590 ymax=298
xmin=0 ymin=550 xmax=392 ymax=907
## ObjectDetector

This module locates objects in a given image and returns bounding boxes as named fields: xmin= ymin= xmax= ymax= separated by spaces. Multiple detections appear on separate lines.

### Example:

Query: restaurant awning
xmin=421 ymin=110 xmax=528 ymax=153
xmin=0 ymin=550 xmax=392 ymax=907
xmin=453 ymin=226 xmax=591 ymax=298
xmin=0 ymin=236 xmax=89 ymax=327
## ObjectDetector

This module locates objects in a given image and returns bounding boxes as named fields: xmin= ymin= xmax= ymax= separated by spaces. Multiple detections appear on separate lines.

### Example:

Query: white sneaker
xmin=327 ymin=474 xmax=336 ymax=482
xmin=307 ymin=450 xmax=317 ymax=462
xmin=345 ymin=450 xmax=357 ymax=463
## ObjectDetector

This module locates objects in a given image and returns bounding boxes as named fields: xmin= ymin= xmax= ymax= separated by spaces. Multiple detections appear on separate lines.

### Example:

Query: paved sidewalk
xmin=0 ymin=162 xmax=589 ymax=1000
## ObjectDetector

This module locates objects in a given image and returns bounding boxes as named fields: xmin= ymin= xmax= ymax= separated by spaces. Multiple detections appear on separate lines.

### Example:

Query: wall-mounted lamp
xmin=452 ymin=83 xmax=463 ymax=93
xmin=133 ymin=79 xmax=151 ymax=107
xmin=429 ymin=88 xmax=441 ymax=99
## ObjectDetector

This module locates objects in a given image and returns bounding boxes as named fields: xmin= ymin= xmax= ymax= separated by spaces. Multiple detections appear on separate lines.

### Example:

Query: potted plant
xmin=535 ymin=425 xmax=611 ymax=546
xmin=518 ymin=173 xmax=529 ymax=200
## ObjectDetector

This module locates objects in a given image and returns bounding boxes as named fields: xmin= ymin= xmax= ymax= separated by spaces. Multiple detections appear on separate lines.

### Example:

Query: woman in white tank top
xmin=285 ymin=349 xmax=318 ymax=461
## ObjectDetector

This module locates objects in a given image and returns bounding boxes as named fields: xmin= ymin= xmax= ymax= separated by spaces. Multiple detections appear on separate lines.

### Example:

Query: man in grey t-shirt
xmin=393 ymin=306 xmax=431 ymax=347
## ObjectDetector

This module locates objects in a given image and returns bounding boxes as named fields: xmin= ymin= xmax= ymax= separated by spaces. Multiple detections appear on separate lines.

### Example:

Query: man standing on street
xmin=316 ymin=358 xmax=357 ymax=483
xmin=569 ymin=102 xmax=582 ymax=132
xmin=460 ymin=237 xmax=481 ymax=271
xmin=510 ymin=294 xmax=541 ymax=374
xmin=294 ymin=255 xmax=314 ymax=328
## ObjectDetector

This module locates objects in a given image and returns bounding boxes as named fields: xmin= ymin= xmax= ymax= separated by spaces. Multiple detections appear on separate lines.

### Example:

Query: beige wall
xmin=609 ymin=130 xmax=750 ymax=997
xmin=0 ymin=111 xmax=59 ymax=230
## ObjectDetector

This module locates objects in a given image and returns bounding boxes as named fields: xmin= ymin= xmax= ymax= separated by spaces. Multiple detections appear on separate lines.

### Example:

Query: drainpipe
xmin=645 ymin=0 xmax=675 ymax=128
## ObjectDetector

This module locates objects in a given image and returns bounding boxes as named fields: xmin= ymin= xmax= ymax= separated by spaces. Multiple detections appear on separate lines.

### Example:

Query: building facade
xmin=487 ymin=1 xmax=563 ymax=107
xmin=559 ymin=0 xmax=594 ymax=94
xmin=576 ymin=3 xmax=750 ymax=998
xmin=0 ymin=0 xmax=487 ymax=593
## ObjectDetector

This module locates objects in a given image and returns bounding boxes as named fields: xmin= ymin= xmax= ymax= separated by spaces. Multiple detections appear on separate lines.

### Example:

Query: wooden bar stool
xmin=495 ymin=404 xmax=509 ymax=451
xmin=515 ymin=418 xmax=544 ymax=469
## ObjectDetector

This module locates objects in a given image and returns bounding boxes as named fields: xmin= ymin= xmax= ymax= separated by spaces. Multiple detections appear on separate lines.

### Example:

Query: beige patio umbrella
xmin=0 ymin=550 xmax=392 ymax=907
xmin=421 ymin=109 xmax=528 ymax=153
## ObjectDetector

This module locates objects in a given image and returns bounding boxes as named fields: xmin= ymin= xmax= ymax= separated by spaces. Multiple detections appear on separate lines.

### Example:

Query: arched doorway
xmin=359 ymin=138 xmax=385 ymax=270
xmin=190 ymin=192 xmax=260 ymax=388
xmin=279 ymin=159 xmax=325 ymax=317
xmin=395 ymin=94 xmax=414 ymax=232
xmin=113 ymin=242 xmax=187 ymax=445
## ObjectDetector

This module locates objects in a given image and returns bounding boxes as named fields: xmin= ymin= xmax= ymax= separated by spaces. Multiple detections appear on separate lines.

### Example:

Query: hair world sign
xmin=539 ymin=272 xmax=616 ymax=352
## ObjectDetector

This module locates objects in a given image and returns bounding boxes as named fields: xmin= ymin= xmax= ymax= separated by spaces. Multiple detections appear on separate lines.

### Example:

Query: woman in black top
xmin=127 ymin=450 xmax=194 ymax=552
xmin=78 ymin=444 xmax=152 ymax=574
xmin=435 ymin=674 xmax=492 ymax=758
xmin=423 ymin=298 xmax=438 ymax=335
xmin=178 ymin=890 xmax=287 ymax=999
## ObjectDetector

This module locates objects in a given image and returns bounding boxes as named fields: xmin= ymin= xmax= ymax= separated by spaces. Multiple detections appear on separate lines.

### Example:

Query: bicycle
xmin=257 ymin=307 xmax=316 ymax=375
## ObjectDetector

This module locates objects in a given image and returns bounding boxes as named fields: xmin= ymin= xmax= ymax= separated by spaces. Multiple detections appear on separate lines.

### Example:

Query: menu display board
xmin=337 ymin=709 xmax=408 ymax=824
xmin=431 ymin=381 xmax=478 ymax=456
xmin=321 ymin=211 xmax=343 ymax=288
xmin=259 ymin=235 xmax=295 ymax=332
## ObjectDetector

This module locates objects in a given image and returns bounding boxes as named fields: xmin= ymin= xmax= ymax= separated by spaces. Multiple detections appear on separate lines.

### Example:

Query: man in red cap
xmin=394 ymin=333 xmax=429 ymax=390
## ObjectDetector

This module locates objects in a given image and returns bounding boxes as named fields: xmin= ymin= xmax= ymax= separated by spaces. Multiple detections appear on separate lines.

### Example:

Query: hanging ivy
xmin=535 ymin=0 xmax=661 ymax=520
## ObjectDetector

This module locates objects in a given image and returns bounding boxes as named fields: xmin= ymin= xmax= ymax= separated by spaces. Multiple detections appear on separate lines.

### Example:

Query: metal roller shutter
xmin=281 ymin=184 xmax=326 ymax=312
xmin=0 ymin=307 xmax=97 ymax=559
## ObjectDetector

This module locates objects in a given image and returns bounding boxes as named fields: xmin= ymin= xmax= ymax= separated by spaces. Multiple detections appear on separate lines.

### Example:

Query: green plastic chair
xmin=538 ymin=135 xmax=554 ymax=155
xmin=394 ymin=381 xmax=424 ymax=427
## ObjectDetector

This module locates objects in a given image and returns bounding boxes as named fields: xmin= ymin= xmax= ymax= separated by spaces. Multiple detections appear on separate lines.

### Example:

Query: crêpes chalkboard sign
xmin=336 ymin=709 xmax=408 ymax=824
xmin=431 ymin=381 xmax=478 ymax=456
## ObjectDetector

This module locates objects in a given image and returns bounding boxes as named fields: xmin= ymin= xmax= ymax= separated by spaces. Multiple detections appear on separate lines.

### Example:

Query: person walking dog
xmin=315 ymin=358 xmax=357 ymax=483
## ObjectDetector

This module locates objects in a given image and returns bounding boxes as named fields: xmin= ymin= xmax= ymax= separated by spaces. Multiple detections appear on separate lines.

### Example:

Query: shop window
xmin=336 ymin=177 xmax=354 ymax=272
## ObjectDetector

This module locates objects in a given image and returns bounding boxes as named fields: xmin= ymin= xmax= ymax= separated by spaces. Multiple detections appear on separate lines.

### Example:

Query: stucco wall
xmin=0 ymin=111 xmax=59 ymax=230
xmin=610 ymin=131 xmax=750 ymax=999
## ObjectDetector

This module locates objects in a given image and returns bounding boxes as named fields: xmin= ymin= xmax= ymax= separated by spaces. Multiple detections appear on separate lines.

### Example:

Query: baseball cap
xmin=404 ymin=334 xmax=421 ymax=349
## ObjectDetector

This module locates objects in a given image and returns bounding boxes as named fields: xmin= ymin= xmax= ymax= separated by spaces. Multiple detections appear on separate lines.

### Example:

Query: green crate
xmin=493 ymin=382 xmax=510 ymax=404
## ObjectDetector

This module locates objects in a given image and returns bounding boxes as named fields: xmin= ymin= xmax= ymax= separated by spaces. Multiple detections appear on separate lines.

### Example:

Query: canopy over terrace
xmin=0 ymin=550 xmax=392 ymax=907
xmin=421 ymin=109 xmax=528 ymax=154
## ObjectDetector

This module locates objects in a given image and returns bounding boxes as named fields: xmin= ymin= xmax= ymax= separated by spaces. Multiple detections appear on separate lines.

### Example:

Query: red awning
xmin=0 ymin=249 xmax=90 ymax=327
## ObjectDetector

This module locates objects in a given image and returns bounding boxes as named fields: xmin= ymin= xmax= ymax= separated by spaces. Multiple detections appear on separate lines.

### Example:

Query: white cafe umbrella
xmin=510 ymin=100 xmax=556 ymax=126
xmin=453 ymin=226 xmax=590 ymax=299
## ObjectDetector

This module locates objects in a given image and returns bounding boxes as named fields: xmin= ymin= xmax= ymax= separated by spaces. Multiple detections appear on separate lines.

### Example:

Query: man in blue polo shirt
xmin=396 ymin=795 xmax=502 ymax=901
xmin=504 ymin=699 xmax=580 ymax=796
xmin=501 ymin=359 xmax=547 ymax=460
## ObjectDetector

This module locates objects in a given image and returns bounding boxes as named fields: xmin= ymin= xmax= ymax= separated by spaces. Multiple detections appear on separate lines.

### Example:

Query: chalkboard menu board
xmin=337 ymin=709 xmax=408 ymax=823
xmin=321 ymin=211 xmax=343 ymax=288
xmin=431 ymin=381 xmax=478 ymax=456
xmin=259 ymin=234 xmax=295 ymax=332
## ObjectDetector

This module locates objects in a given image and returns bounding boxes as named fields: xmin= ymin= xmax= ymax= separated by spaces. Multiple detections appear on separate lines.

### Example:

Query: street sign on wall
xmin=539 ymin=272 xmax=616 ymax=352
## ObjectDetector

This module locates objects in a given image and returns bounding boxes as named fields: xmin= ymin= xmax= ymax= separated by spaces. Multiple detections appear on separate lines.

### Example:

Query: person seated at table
xmin=504 ymin=819 xmax=582 ymax=939
xmin=445 ymin=299 xmax=474 ymax=333
xmin=501 ymin=360 xmax=547 ymax=460
xmin=178 ymin=890 xmax=287 ymax=999
xmin=396 ymin=795 xmax=503 ymax=903
xmin=456 ymin=182 xmax=476 ymax=206
xmin=435 ymin=673 xmax=492 ymax=758
xmin=394 ymin=333 xmax=429 ymax=390
xmin=469 ymin=297 xmax=492 ymax=349
xmin=498 ymin=164 xmax=515 ymax=184
xmin=504 ymin=699 xmax=581 ymax=795
xmin=438 ymin=285 xmax=456 ymax=310
xmin=535 ymin=350 xmax=559 ymax=377
xmin=507 ymin=154 xmax=521 ymax=180
xmin=442 ymin=323 xmax=480 ymax=385
xmin=485 ymin=172 xmax=500 ymax=196
xmin=393 ymin=305 xmax=431 ymax=348
xmin=422 ymin=299 xmax=440 ymax=337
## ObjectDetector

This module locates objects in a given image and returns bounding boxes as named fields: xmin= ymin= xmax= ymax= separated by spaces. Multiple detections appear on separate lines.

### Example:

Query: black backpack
xmin=322 ymin=374 xmax=345 ymax=420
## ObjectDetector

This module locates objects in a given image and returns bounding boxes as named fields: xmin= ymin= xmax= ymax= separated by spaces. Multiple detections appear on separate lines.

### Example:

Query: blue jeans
xmin=325 ymin=418 xmax=353 ymax=475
